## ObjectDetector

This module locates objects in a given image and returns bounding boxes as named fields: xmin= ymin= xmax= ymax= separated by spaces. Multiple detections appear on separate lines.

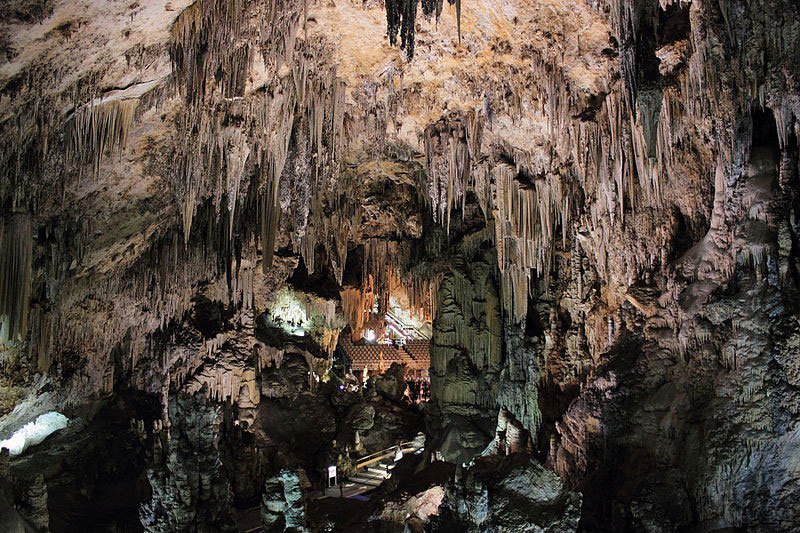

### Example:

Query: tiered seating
xmin=404 ymin=341 xmax=430 ymax=365
xmin=343 ymin=337 xmax=430 ymax=373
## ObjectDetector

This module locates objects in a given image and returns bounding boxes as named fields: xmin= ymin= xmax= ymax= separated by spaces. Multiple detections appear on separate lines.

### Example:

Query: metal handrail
xmin=353 ymin=441 xmax=418 ymax=470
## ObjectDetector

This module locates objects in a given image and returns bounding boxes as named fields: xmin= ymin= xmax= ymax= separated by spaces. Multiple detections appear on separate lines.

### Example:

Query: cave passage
xmin=2 ymin=0 xmax=800 ymax=531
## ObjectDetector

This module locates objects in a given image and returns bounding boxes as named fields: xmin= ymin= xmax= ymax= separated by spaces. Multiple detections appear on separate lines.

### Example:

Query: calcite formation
xmin=260 ymin=469 xmax=309 ymax=532
xmin=0 ymin=0 xmax=799 ymax=530
xmin=434 ymin=453 xmax=582 ymax=532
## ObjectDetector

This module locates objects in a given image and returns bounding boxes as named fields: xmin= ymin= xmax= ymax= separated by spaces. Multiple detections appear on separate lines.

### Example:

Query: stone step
xmin=367 ymin=466 xmax=391 ymax=477
xmin=348 ymin=475 xmax=383 ymax=487
xmin=356 ymin=471 xmax=386 ymax=481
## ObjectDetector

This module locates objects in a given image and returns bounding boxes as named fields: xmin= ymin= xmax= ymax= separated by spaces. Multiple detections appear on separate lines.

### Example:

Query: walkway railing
xmin=353 ymin=441 xmax=419 ymax=470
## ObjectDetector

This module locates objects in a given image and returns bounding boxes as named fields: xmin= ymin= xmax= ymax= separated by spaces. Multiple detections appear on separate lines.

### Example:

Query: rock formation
xmin=261 ymin=469 xmax=309 ymax=533
xmin=1 ymin=0 xmax=800 ymax=530
xmin=434 ymin=454 xmax=582 ymax=532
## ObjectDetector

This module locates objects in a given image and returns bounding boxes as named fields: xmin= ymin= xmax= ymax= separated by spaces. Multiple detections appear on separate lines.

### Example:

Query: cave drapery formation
xmin=1 ymin=0 xmax=800 ymax=531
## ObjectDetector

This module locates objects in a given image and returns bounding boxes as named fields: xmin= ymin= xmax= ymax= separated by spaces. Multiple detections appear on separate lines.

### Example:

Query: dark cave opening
xmin=668 ymin=207 xmax=696 ymax=264
xmin=524 ymin=298 xmax=546 ymax=339
xmin=190 ymin=294 xmax=233 ymax=338
xmin=342 ymin=243 xmax=365 ymax=288
xmin=751 ymin=106 xmax=781 ymax=157
xmin=14 ymin=393 xmax=160 ymax=533
xmin=657 ymin=2 xmax=691 ymax=46
xmin=287 ymin=254 xmax=342 ymax=301
xmin=535 ymin=379 xmax=580 ymax=465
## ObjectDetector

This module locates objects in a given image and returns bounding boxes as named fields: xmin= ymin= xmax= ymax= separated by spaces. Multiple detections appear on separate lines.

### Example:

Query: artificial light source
xmin=269 ymin=289 xmax=310 ymax=335
xmin=364 ymin=329 xmax=376 ymax=342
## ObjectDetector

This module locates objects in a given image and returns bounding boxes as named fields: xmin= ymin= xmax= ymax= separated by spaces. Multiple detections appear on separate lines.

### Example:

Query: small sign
xmin=327 ymin=465 xmax=337 ymax=477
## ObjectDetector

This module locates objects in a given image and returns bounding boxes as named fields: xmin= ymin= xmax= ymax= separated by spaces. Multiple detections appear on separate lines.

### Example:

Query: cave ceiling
xmin=1 ymin=0 xmax=800 ymax=531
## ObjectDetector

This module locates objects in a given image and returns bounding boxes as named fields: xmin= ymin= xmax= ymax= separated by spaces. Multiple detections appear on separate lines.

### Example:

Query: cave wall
xmin=0 ymin=0 xmax=799 ymax=530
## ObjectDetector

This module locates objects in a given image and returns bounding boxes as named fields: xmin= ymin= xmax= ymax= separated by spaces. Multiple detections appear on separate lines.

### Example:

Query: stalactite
xmin=386 ymin=0 xmax=402 ymax=48
xmin=489 ymin=161 xmax=567 ymax=321
xmin=363 ymin=239 xmax=393 ymax=304
xmin=398 ymin=268 xmax=442 ymax=325
xmin=423 ymin=113 xmax=476 ymax=227
xmin=450 ymin=0 xmax=462 ymax=44
xmin=259 ymin=174 xmax=281 ymax=274
xmin=421 ymin=0 xmax=443 ymax=20
xmin=385 ymin=0 xmax=419 ymax=60
xmin=340 ymin=286 xmax=372 ymax=341
xmin=320 ymin=328 xmax=340 ymax=357
xmin=384 ymin=0 xmax=462 ymax=57
xmin=0 ymin=211 xmax=33 ymax=344
xmin=170 ymin=0 xmax=246 ymax=103
xmin=65 ymin=97 xmax=139 ymax=176
xmin=222 ymin=128 xmax=251 ymax=242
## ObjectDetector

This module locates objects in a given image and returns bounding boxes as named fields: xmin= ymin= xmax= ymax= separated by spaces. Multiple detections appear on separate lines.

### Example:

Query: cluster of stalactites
xmin=363 ymin=239 xmax=395 ymax=306
xmin=170 ymin=31 xmax=354 ymax=275
xmin=340 ymin=285 xmax=373 ymax=341
xmin=170 ymin=0 xmax=247 ymax=104
xmin=385 ymin=0 xmax=460 ymax=59
xmin=0 ymin=211 xmax=33 ymax=344
xmin=421 ymin=0 xmax=444 ymax=21
xmin=254 ymin=52 xmax=351 ymax=276
xmin=338 ymin=238 xmax=441 ymax=339
xmin=294 ymin=74 xmax=350 ymax=278
xmin=337 ymin=239 xmax=393 ymax=340
xmin=65 ymin=97 xmax=139 ymax=178
xmin=259 ymin=143 xmax=286 ymax=273
xmin=492 ymin=163 xmax=569 ymax=321
xmin=389 ymin=268 xmax=441 ymax=324
xmin=168 ymin=0 xmax=386 ymax=290
xmin=168 ymin=0 xmax=308 ymax=258
xmin=422 ymin=110 xmax=577 ymax=323
xmin=423 ymin=110 xmax=484 ymax=231
xmin=386 ymin=0 xmax=420 ymax=60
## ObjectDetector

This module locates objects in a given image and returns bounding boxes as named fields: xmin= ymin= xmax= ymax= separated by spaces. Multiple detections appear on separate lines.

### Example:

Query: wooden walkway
xmin=237 ymin=440 xmax=425 ymax=531
xmin=317 ymin=439 xmax=424 ymax=500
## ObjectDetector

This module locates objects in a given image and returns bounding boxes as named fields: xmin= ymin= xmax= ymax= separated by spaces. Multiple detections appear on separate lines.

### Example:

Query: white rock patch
xmin=0 ymin=412 xmax=69 ymax=456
